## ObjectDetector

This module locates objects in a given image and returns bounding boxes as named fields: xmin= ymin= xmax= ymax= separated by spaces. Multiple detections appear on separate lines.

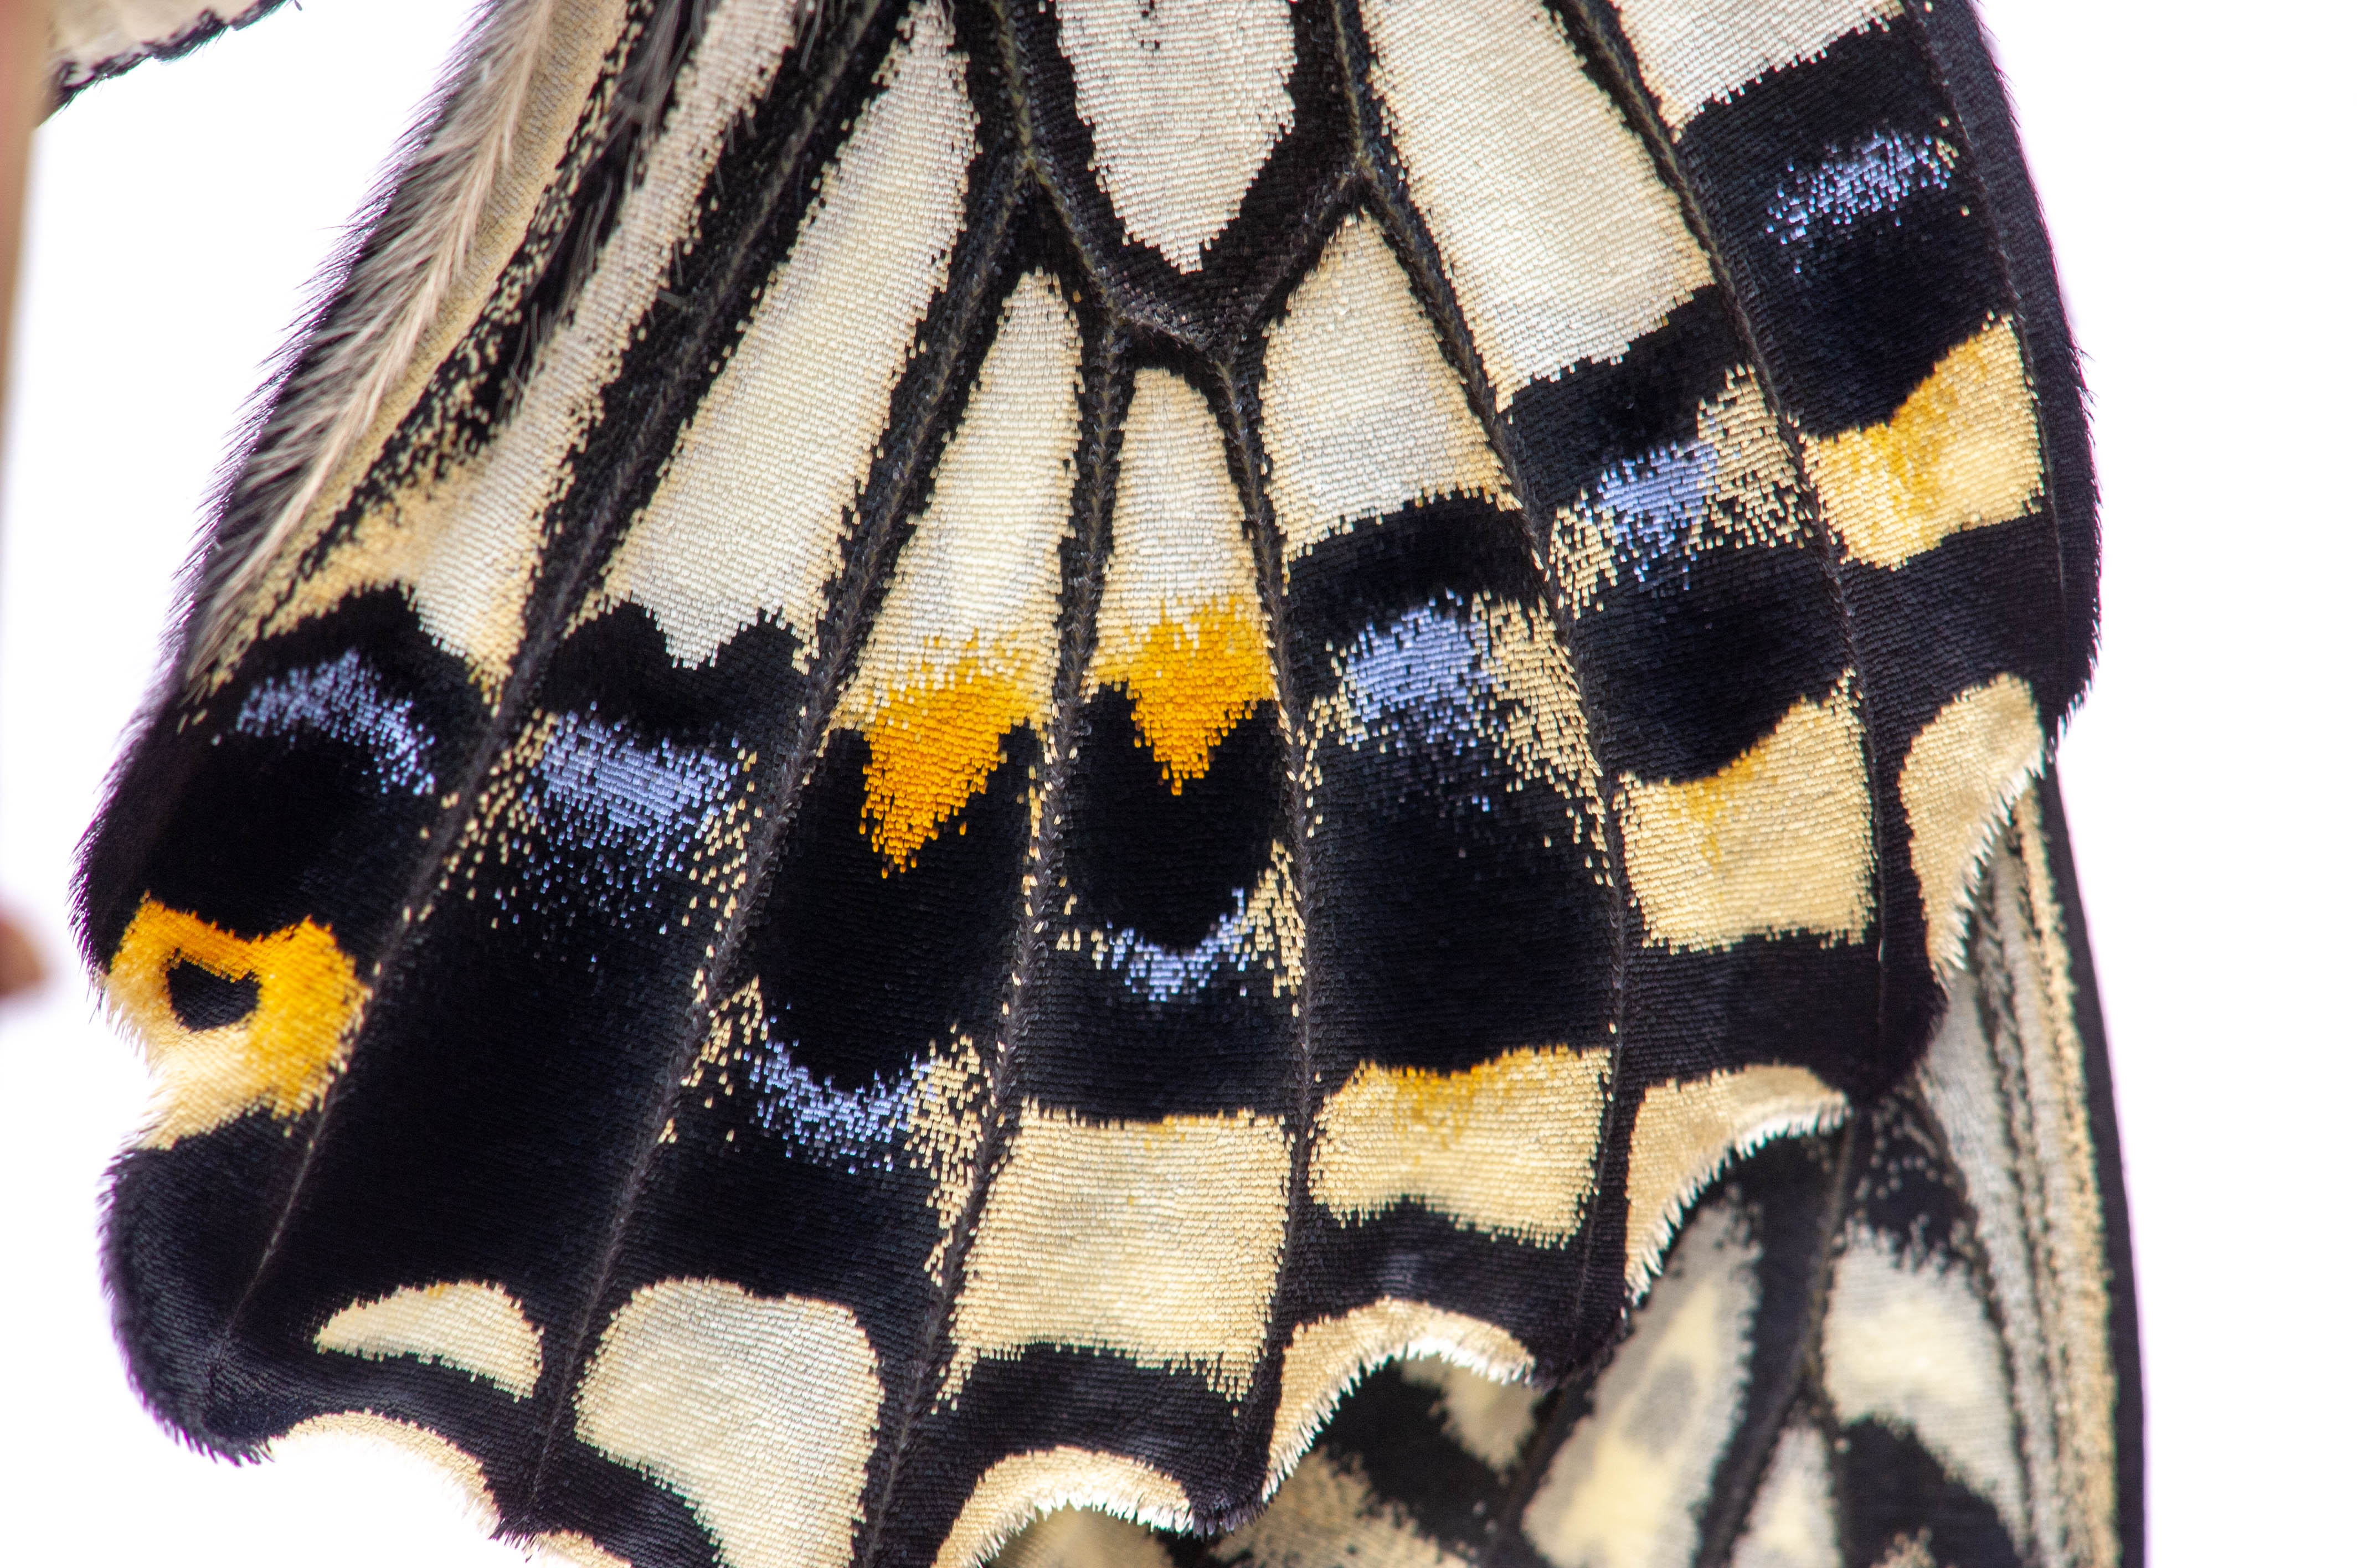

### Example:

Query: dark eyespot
xmin=166 ymin=961 xmax=260 ymax=1031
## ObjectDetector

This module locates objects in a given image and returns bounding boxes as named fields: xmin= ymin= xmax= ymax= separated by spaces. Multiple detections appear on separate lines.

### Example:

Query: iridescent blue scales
xmin=78 ymin=2 xmax=2133 ymax=1568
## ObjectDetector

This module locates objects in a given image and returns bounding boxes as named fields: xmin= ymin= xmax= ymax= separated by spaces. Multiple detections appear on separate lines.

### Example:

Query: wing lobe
xmin=99 ymin=0 xmax=971 ymax=1468
xmin=840 ymin=236 xmax=1138 ymax=1567
xmin=1536 ymin=0 xmax=1897 ymax=1068
xmin=85 ymin=3 xmax=2132 ymax=1562
xmin=1329 ymin=0 xmax=1642 ymax=1369
xmin=510 ymin=158 xmax=1036 ymax=1543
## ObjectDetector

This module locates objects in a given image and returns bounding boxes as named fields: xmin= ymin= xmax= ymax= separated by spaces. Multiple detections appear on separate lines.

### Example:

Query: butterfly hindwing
xmin=989 ymin=782 xmax=2127 ymax=1568
xmin=79 ymin=2 xmax=2129 ymax=1566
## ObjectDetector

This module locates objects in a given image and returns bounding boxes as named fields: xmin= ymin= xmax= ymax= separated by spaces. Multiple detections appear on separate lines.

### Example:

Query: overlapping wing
xmin=78 ymin=2 xmax=2124 ymax=1566
xmin=991 ymin=781 xmax=2134 ymax=1568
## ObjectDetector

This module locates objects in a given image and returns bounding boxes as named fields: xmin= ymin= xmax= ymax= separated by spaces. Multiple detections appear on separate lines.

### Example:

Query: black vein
xmin=838 ymin=6 xmax=1139 ymax=1560
xmin=1214 ymin=343 xmax=1337 ymax=1530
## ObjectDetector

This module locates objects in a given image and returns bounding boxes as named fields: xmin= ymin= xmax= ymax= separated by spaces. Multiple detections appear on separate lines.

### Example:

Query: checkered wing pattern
xmin=1030 ymin=781 xmax=2130 ymax=1568
xmin=78 ymin=3 xmax=2132 ymax=1567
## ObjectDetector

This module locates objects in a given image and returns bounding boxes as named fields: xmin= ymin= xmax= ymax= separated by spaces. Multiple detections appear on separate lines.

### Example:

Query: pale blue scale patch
xmin=1095 ymin=880 xmax=1277 ymax=1003
xmin=746 ymin=1046 xmax=989 ymax=1173
xmin=1340 ymin=602 xmax=1488 ymax=756
xmin=1331 ymin=602 xmax=1500 ymax=817
xmin=1587 ymin=439 xmax=1718 ymax=584
xmin=748 ymin=1052 xmax=916 ymax=1173
xmin=507 ymin=712 xmax=738 ymax=927
xmin=1765 ymin=128 xmax=1960 ymax=267
xmin=233 ymin=649 xmax=437 ymax=796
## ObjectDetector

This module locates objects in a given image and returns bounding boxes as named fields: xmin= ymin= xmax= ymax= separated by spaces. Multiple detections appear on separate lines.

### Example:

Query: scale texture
xmin=76 ymin=2 xmax=2137 ymax=1567
xmin=46 ymin=0 xmax=289 ymax=102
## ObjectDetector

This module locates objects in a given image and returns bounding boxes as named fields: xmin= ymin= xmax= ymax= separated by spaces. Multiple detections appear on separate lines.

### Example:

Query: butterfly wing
xmin=78 ymin=1 xmax=2126 ymax=1565
xmin=1042 ymin=777 xmax=2131 ymax=1568
xmin=47 ymin=0 xmax=290 ymax=104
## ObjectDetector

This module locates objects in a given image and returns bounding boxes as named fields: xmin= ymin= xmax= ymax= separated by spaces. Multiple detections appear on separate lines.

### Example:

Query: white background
xmin=0 ymin=1 xmax=2348 ymax=1559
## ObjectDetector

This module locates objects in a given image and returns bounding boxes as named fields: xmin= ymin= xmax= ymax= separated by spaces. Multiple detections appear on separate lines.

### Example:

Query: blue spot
xmin=1766 ymin=130 xmax=1960 ymax=268
xmin=234 ymin=650 xmax=437 ymax=796
xmin=1588 ymin=440 xmax=1718 ymax=583
xmin=1341 ymin=604 xmax=1489 ymax=755
xmin=509 ymin=714 xmax=737 ymax=925
xmin=1333 ymin=604 xmax=1499 ymax=816
xmin=536 ymin=714 xmax=735 ymax=842
xmin=1098 ymin=880 xmax=1276 ymax=1003
xmin=749 ymin=1053 xmax=915 ymax=1173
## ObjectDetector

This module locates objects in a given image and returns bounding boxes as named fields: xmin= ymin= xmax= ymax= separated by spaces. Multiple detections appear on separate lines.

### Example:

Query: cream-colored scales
xmin=255 ymin=0 xmax=804 ymax=692
xmin=1087 ymin=369 xmax=1275 ymax=788
xmin=197 ymin=0 xmax=631 ymax=680
xmin=1611 ymin=0 xmax=1906 ymax=133
xmin=1267 ymin=1302 xmax=1536 ymax=1493
xmin=1056 ymin=0 xmax=1296 ymax=272
xmin=1522 ymin=1199 xmax=1761 ymax=1568
xmin=575 ymin=1280 xmax=887 ymax=1568
xmin=1260 ymin=215 xmax=1514 ymax=569
xmin=313 ymin=1281 xmax=543 ymax=1399
xmin=1802 ymin=317 xmax=2046 ymax=573
xmin=943 ymin=1103 xmax=1292 ymax=1406
xmin=1728 ymin=1424 xmax=1840 ymax=1568
xmin=1821 ymin=1228 xmax=2029 ymax=1548
xmin=582 ymin=0 xmax=981 ymax=670
xmin=1617 ymin=686 xmax=1876 ymax=952
xmin=1622 ymin=1065 xmax=1848 ymax=1292
xmin=1216 ymin=1450 xmax=1473 ymax=1568
xmin=1398 ymin=1356 xmax=1546 ymax=1472
xmin=1308 ymin=1046 xmax=1611 ymax=1245
xmin=1900 ymin=675 xmax=2046 ymax=971
xmin=1304 ymin=590 xmax=1609 ymax=862
xmin=1919 ymin=795 xmax=2119 ymax=1568
xmin=266 ymin=1413 xmax=505 ymax=1537
xmin=1553 ymin=368 xmax=1808 ymax=618
xmin=1361 ymin=0 xmax=1712 ymax=401
xmin=831 ymin=272 xmax=1085 ymax=870
xmin=994 ymin=1508 xmax=1177 ymax=1568
xmin=1551 ymin=372 xmax=1870 ymax=952
xmin=934 ymin=1450 xmax=1193 ymax=1568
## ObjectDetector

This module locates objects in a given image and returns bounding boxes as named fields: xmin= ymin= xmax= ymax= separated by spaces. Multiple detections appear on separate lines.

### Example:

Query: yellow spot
xmin=1900 ymin=674 xmax=2045 ymax=969
xmin=1098 ymin=600 xmax=1275 ymax=790
xmin=1623 ymin=1065 xmax=1846 ymax=1291
xmin=1310 ymin=1045 xmax=1608 ymax=1244
xmin=859 ymin=651 xmax=1029 ymax=872
xmin=1619 ymin=690 xmax=1874 ymax=948
xmin=107 ymin=898 xmax=367 ymax=1147
xmin=1804 ymin=317 xmax=2044 ymax=569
